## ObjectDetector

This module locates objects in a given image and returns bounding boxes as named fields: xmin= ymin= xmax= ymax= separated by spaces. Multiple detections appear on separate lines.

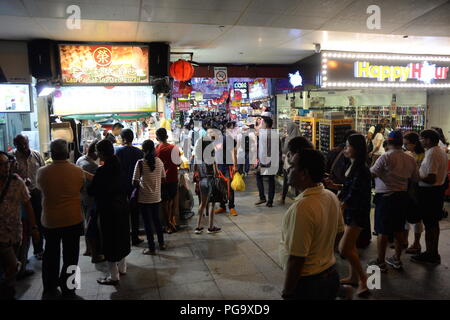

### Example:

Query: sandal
xmin=97 ymin=278 xmax=119 ymax=286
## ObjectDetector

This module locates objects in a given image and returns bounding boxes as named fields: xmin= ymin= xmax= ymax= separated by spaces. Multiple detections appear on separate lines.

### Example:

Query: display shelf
xmin=318 ymin=118 xmax=354 ymax=155
xmin=293 ymin=116 xmax=320 ymax=148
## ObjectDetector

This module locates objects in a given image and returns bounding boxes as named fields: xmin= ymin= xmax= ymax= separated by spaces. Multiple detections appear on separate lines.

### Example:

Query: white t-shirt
xmin=372 ymin=132 xmax=385 ymax=155
xmin=419 ymin=146 xmax=448 ymax=187
xmin=133 ymin=158 xmax=166 ymax=204
xmin=279 ymin=184 xmax=344 ymax=277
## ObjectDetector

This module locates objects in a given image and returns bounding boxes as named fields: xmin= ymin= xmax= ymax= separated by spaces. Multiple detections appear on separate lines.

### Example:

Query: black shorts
xmin=419 ymin=186 xmax=445 ymax=229
xmin=161 ymin=182 xmax=178 ymax=201
xmin=374 ymin=192 xmax=408 ymax=235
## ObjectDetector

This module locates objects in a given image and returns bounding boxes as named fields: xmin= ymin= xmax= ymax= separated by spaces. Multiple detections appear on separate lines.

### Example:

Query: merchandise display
xmin=318 ymin=119 xmax=354 ymax=154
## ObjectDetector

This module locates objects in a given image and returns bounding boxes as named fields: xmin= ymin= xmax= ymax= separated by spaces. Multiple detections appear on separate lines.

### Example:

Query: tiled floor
xmin=15 ymin=174 xmax=450 ymax=300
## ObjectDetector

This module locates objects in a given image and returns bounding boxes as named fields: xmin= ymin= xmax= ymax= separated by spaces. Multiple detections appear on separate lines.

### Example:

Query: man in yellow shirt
xmin=279 ymin=149 xmax=344 ymax=300
xmin=37 ymin=139 xmax=91 ymax=299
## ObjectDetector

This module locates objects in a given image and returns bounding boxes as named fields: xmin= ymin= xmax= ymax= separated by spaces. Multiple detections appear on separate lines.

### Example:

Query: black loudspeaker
xmin=148 ymin=42 xmax=170 ymax=78
xmin=28 ymin=39 xmax=58 ymax=80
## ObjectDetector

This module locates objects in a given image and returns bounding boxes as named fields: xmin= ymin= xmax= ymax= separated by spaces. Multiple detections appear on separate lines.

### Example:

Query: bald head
xmin=50 ymin=139 xmax=69 ymax=160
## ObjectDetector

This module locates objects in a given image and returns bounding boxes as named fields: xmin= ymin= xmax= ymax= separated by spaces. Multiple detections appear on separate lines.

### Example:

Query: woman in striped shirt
xmin=133 ymin=140 xmax=167 ymax=255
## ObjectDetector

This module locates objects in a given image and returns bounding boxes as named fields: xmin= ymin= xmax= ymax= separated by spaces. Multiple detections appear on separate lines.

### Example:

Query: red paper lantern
xmin=170 ymin=59 xmax=194 ymax=81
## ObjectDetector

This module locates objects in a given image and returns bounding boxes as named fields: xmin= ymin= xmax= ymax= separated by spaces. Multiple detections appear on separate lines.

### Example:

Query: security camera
xmin=314 ymin=43 xmax=321 ymax=53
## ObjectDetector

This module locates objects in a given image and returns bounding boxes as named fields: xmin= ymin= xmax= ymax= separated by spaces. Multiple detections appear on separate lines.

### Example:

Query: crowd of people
xmin=0 ymin=110 xmax=449 ymax=300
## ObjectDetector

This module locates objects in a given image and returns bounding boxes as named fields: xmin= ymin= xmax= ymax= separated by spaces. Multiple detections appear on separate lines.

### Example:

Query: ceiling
xmin=0 ymin=0 xmax=449 ymax=63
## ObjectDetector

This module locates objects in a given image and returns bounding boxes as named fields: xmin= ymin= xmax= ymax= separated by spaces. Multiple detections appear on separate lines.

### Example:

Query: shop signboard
xmin=0 ymin=83 xmax=31 ymax=112
xmin=52 ymin=86 xmax=156 ymax=115
xmin=214 ymin=67 xmax=228 ymax=87
xmin=322 ymin=51 xmax=450 ymax=88
xmin=233 ymin=81 xmax=248 ymax=99
xmin=59 ymin=44 xmax=149 ymax=84
xmin=248 ymin=78 xmax=269 ymax=100
xmin=177 ymin=100 xmax=191 ymax=111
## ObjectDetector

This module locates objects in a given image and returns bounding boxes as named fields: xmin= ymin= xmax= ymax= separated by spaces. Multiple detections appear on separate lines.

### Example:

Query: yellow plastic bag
xmin=231 ymin=172 xmax=246 ymax=191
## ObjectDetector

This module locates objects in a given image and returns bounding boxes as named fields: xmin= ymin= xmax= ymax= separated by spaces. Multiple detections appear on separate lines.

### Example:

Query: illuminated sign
xmin=52 ymin=86 xmax=156 ymax=115
xmin=0 ymin=84 xmax=31 ymax=113
xmin=322 ymin=51 xmax=450 ymax=88
xmin=289 ymin=71 xmax=303 ymax=88
xmin=233 ymin=81 xmax=248 ymax=99
xmin=354 ymin=61 xmax=448 ymax=82
xmin=59 ymin=44 xmax=149 ymax=84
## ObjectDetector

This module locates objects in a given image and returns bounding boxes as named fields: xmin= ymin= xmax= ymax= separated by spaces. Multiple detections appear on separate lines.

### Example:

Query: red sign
xmin=178 ymin=100 xmax=191 ymax=111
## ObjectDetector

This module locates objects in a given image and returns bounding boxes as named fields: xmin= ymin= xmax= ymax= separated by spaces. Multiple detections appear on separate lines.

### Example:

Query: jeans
xmin=256 ymin=171 xmax=275 ymax=204
xmin=293 ymin=266 xmax=340 ymax=300
xmin=42 ymin=223 xmax=83 ymax=294
xmin=30 ymin=189 xmax=43 ymax=254
xmin=238 ymin=154 xmax=250 ymax=174
xmin=219 ymin=165 xmax=234 ymax=209
xmin=139 ymin=203 xmax=164 ymax=250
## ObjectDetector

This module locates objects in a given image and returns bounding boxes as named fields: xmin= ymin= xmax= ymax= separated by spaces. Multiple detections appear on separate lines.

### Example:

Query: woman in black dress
xmin=88 ymin=140 xmax=131 ymax=285
xmin=325 ymin=134 xmax=371 ymax=297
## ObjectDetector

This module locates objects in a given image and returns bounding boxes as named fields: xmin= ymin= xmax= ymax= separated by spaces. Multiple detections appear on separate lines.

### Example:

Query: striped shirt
xmin=132 ymin=158 xmax=166 ymax=204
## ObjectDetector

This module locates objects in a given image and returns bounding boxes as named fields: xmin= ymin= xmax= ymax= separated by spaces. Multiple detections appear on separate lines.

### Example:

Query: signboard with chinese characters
xmin=0 ymin=84 xmax=31 ymax=113
xmin=214 ymin=67 xmax=228 ymax=87
xmin=59 ymin=45 xmax=149 ymax=84
xmin=322 ymin=51 xmax=450 ymax=89
xmin=52 ymin=86 xmax=156 ymax=115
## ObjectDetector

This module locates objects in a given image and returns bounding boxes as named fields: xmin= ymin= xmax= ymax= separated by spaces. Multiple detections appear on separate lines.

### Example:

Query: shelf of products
xmin=355 ymin=105 xmax=425 ymax=134
xmin=318 ymin=119 xmax=354 ymax=155
xmin=293 ymin=116 xmax=320 ymax=148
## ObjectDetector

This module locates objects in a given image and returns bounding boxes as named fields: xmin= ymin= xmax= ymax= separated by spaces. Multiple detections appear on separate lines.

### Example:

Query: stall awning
xmin=61 ymin=112 xmax=154 ymax=121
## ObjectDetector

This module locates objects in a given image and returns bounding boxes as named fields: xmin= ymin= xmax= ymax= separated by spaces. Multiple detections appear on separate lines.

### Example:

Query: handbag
xmin=209 ymin=173 xmax=228 ymax=204
xmin=129 ymin=160 xmax=143 ymax=207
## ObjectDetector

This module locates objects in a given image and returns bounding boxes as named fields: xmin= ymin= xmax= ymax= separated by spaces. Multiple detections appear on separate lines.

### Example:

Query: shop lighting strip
xmin=322 ymin=52 xmax=450 ymax=62
xmin=322 ymin=82 xmax=450 ymax=88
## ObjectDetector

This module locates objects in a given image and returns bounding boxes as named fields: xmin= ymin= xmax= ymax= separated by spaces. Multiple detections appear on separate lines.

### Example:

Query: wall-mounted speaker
xmin=28 ymin=39 xmax=58 ymax=80
xmin=148 ymin=42 xmax=170 ymax=78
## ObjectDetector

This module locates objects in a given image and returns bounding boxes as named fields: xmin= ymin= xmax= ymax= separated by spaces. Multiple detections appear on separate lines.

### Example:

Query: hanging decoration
xmin=170 ymin=59 xmax=195 ymax=81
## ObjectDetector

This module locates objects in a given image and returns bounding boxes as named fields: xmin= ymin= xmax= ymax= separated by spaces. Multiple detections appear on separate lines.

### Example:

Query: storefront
xmin=276 ymin=51 xmax=450 ymax=154
xmin=49 ymin=43 xmax=157 ymax=154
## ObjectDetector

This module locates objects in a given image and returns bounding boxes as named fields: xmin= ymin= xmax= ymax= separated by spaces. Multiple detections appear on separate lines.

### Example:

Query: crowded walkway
xmin=12 ymin=176 xmax=450 ymax=300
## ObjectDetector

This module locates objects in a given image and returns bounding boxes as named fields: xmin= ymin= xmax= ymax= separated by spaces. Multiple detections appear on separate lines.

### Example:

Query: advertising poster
xmin=248 ymin=78 xmax=269 ymax=100
xmin=0 ymin=84 xmax=31 ymax=112
xmin=59 ymin=45 xmax=149 ymax=84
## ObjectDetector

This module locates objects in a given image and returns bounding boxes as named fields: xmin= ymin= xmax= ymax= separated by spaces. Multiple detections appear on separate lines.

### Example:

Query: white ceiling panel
xmin=245 ymin=0 xmax=299 ymax=14
xmin=0 ymin=0 xmax=29 ymax=16
xmin=142 ymin=0 xmax=250 ymax=12
xmin=36 ymin=18 xmax=139 ymax=42
xmin=135 ymin=22 xmax=233 ymax=46
xmin=288 ymin=0 xmax=355 ymax=18
xmin=270 ymin=14 xmax=329 ymax=30
xmin=21 ymin=0 xmax=141 ymax=20
xmin=0 ymin=15 xmax=47 ymax=39
xmin=140 ymin=7 xmax=241 ymax=25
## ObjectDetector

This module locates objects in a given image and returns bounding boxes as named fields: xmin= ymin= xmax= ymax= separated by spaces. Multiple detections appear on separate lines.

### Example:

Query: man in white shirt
xmin=280 ymin=149 xmax=344 ymax=300
xmin=411 ymin=129 xmax=448 ymax=265
xmin=369 ymin=130 xmax=419 ymax=271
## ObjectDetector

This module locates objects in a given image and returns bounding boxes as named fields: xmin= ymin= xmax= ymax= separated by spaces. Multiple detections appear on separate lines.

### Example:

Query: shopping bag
xmin=231 ymin=172 xmax=246 ymax=191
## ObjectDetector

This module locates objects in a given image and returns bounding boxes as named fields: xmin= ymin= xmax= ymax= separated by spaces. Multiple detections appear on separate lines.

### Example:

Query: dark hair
xmin=372 ymin=124 xmax=384 ymax=140
xmin=420 ymin=129 xmax=440 ymax=145
xmin=13 ymin=134 xmax=28 ymax=147
xmin=294 ymin=149 xmax=325 ymax=183
xmin=112 ymin=123 xmax=124 ymax=130
xmin=344 ymin=129 xmax=357 ymax=142
xmin=263 ymin=117 xmax=273 ymax=128
xmin=87 ymin=139 xmax=99 ymax=155
xmin=96 ymin=139 xmax=121 ymax=172
xmin=347 ymin=134 xmax=368 ymax=169
xmin=288 ymin=136 xmax=314 ymax=154
xmin=404 ymin=132 xmax=425 ymax=154
xmin=142 ymin=139 xmax=156 ymax=172
xmin=120 ymin=128 xmax=134 ymax=144
xmin=431 ymin=127 xmax=448 ymax=146
xmin=50 ymin=139 xmax=69 ymax=160
xmin=156 ymin=128 xmax=168 ymax=142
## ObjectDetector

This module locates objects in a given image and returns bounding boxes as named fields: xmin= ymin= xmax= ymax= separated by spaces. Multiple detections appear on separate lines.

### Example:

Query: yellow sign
xmin=354 ymin=61 xmax=410 ymax=81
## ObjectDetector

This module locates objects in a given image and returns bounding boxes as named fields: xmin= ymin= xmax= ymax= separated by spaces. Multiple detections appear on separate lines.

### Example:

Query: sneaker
xmin=214 ymin=208 xmax=227 ymax=214
xmin=385 ymin=256 xmax=403 ymax=269
xmin=367 ymin=259 xmax=388 ymax=273
xmin=207 ymin=226 xmax=222 ymax=234
xmin=229 ymin=208 xmax=238 ymax=216
xmin=255 ymin=199 xmax=266 ymax=206
xmin=411 ymin=252 xmax=441 ymax=265
xmin=194 ymin=227 xmax=204 ymax=234
xmin=143 ymin=248 xmax=156 ymax=255
xmin=266 ymin=202 xmax=273 ymax=207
